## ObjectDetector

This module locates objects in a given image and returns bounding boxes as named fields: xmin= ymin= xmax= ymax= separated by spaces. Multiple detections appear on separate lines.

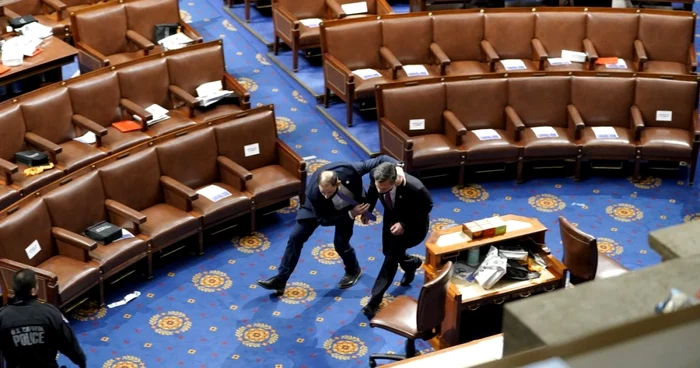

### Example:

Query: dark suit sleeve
xmin=353 ymin=155 xmax=399 ymax=176
xmin=53 ymin=310 xmax=87 ymax=368
xmin=401 ymin=184 xmax=433 ymax=240
xmin=366 ymin=178 xmax=379 ymax=213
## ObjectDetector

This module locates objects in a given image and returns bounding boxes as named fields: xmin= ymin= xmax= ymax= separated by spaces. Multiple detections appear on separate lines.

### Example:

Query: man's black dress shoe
xmin=400 ymin=257 xmax=422 ymax=286
xmin=256 ymin=276 xmax=286 ymax=295
xmin=338 ymin=270 xmax=362 ymax=289
xmin=361 ymin=305 xmax=378 ymax=320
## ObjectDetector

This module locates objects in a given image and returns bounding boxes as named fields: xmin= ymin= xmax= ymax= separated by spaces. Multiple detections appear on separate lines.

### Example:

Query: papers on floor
xmin=299 ymin=18 xmax=323 ymax=28
xmin=107 ymin=291 xmax=141 ymax=309
xmin=403 ymin=64 xmax=429 ymax=77
xmin=352 ymin=68 xmax=382 ymax=80
xmin=547 ymin=57 xmax=571 ymax=66
xmin=560 ymin=50 xmax=586 ymax=63
xmin=134 ymin=104 xmax=170 ymax=126
xmin=341 ymin=1 xmax=368 ymax=14
xmin=73 ymin=131 xmax=97 ymax=144
xmin=158 ymin=32 xmax=194 ymax=51
xmin=196 ymin=80 xmax=234 ymax=107
xmin=473 ymin=129 xmax=500 ymax=141
xmin=436 ymin=231 xmax=470 ymax=247
xmin=196 ymin=184 xmax=232 ymax=202
xmin=532 ymin=126 xmax=558 ymax=138
xmin=591 ymin=126 xmax=618 ymax=139
xmin=19 ymin=22 xmax=52 ymax=40
xmin=500 ymin=59 xmax=526 ymax=71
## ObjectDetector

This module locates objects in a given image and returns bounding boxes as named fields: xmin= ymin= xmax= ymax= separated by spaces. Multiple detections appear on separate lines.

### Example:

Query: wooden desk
xmin=423 ymin=215 xmax=567 ymax=348
xmin=0 ymin=36 xmax=77 ymax=88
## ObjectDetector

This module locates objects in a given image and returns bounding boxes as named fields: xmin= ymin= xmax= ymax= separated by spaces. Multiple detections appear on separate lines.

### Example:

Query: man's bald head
xmin=318 ymin=171 xmax=341 ymax=199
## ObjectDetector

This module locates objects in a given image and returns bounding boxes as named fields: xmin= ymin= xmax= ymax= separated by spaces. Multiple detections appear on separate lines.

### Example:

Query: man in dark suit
xmin=257 ymin=156 xmax=404 ymax=295
xmin=361 ymin=162 xmax=433 ymax=319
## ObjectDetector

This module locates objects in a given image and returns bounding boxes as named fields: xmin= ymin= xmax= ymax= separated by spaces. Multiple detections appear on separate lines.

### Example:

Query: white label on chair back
xmin=656 ymin=110 xmax=673 ymax=122
xmin=299 ymin=18 xmax=323 ymax=28
xmin=25 ymin=240 xmax=41 ymax=260
xmin=591 ymin=126 xmax=618 ymax=139
xmin=352 ymin=68 xmax=382 ymax=80
xmin=500 ymin=59 xmax=527 ymax=71
xmin=532 ymin=126 xmax=559 ymax=138
xmin=402 ymin=65 xmax=429 ymax=77
xmin=409 ymin=119 xmax=425 ymax=130
xmin=547 ymin=58 xmax=571 ymax=66
xmin=341 ymin=1 xmax=368 ymax=14
xmin=244 ymin=143 xmax=260 ymax=157
xmin=473 ymin=129 xmax=501 ymax=141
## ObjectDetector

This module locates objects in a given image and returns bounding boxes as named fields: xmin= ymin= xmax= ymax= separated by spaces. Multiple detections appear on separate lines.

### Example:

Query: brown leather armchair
xmin=155 ymin=128 xmax=253 ymax=230
xmin=482 ymin=13 xmax=538 ymax=73
xmin=272 ymin=0 xmax=329 ymax=72
xmin=98 ymin=148 xmax=204 ymax=255
xmin=570 ymin=77 xmax=639 ymax=181
xmin=20 ymin=87 xmax=108 ymax=173
xmin=584 ymin=12 xmax=638 ymax=72
xmin=380 ymin=17 xmax=446 ymax=80
xmin=0 ymin=199 xmax=103 ymax=308
xmin=433 ymin=13 xmax=488 ymax=76
xmin=213 ymin=107 xmax=306 ymax=228
xmin=533 ymin=12 xmax=587 ymax=71
xmin=124 ymin=0 xmax=202 ymax=47
xmin=508 ymin=77 xmax=579 ymax=183
xmin=43 ymin=172 xmax=150 ymax=280
xmin=326 ymin=0 xmax=392 ymax=19
xmin=635 ymin=13 xmax=695 ymax=74
xmin=558 ymin=216 xmax=628 ymax=284
xmin=377 ymin=82 xmax=465 ymax=185
xmin=368 ymin=261 xmax=453 ymax=366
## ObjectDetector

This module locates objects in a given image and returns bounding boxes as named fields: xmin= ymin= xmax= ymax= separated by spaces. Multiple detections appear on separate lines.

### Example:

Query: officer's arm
xmin=355 ymin=155 xmax=399 ymax=176
xmin=55 ymin=313 xmax=87 ymax=368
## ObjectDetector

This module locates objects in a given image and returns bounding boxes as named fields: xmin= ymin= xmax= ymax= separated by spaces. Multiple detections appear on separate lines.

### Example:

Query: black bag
xmin=504 ymin=259 xmax=540 ymax=281
xmin=9 ymin=15 xmax=37 ymax=29
xmin=15 ymin=150 xmax=48 ymax=167
xmin=85 ymin=221 xmax=122 ymax=245
xmin=154 ymin=23 xmax=181 ymax=42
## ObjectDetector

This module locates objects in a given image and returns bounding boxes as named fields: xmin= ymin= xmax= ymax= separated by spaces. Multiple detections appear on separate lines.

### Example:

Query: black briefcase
xmin=9 ymin=15 xmax=37 ymax=29
xmin=154 ymin=23 xmax=181 ymax=42
xmin=85 ymin=221 xmax=122 ymax=245
xmin=15 ymin=150 xmax=49 ymax=167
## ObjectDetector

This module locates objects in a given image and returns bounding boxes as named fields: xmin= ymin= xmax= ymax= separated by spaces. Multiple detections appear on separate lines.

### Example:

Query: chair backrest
xmin=166 ymin=43 xmax=225 ymax=96
xmin=416 ymin=261 xmax=453 ymax=333
xmin=68 ymin=72 xmax=124 ymax=127
xmin=571 ymin=77 xmax=635 ymax=127
xmin=380 ymin=83 xmax=446 ymax=137
xmin=381 ymin=17 xmax=433 ymax=65
xmin=586 ymin=12 xmax=638 ymax=60
xmin=0 ymin=200 xmax=56 ymax=267
xmin=558 ymin=216 xmax=597 ymax=283
xmin=0 ymin=105 xmax=27 ymax=162
xmin=43 ymin=172 xmax=107 ymax=234
xmin=275 ymin=0 xmax=325 ymax=19
xmin=74 ymin=3 xmax=129 ymax=57
xmin=323 ymin=21 xmax=383 ymax=70
xmin=446 ymin=79 xmax=507 ymax=131
xmin=432 ymin=13 xmax=484 ymax=62
xmin=484 ymin=12 xmax=535 ymax=60
xmin=156 ymin=128 xmax=219 ymax=190
xmin=634 ymin=78 xmax=697 ymax=130
xmin=98 ymin=148 xmax=163 ymax=211
xmin=117 ymin=58 xmax=172 ymax=109
xmin=638 ymin=14 xmax=693 ymax=64
xmin=6 ymin=0 xmax=42 ymax=16
xmin=534 ymin=12 xmax=586 ymax=58
xmin=20 ymin=87 xmax=77 ymax=144
xmin=213 ymin=109 xmax=279 ymax=170
xmin=508 ymin=77 xmax=570 ymax=128
xmin=125 ymin=0 xmax=181 ymax=43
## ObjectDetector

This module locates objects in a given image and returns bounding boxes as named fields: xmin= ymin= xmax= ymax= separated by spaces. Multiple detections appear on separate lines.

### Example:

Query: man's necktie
xmin=336 ymin=188 xmax=376 ymax=221
xmin=384 ymin=192 xmax=393 ymax=211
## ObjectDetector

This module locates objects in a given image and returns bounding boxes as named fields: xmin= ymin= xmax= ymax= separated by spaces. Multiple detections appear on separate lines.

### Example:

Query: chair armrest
xmin=567 ymin=105 xmax=585 ymax=140
xmin=41 ymin=0 xmax=67 ymax=17
xmin=125 ymin=30 xmax=155 ymax=52
xmin=25 ymin=132 xmax=62 ymax=164
xmin=505 ymin=106 xmax=525 ymax=141
xmin=105 ymin=199 xmax=147 ymax=225
xmin=52 ymin=227 xmax=97 ymax=251
xmin=480 ymin=40 xmax=499 ymax=72
xmin=634 ymin=40 xmax=648 ymax=72
xmin=272 ymin=3 xmax=299 ymax=40
xmin=379 ymin=47 xmax=402 ymax=80
xmin=0 ymin=158 xmax=18 ymax=186
xmin=72 ymin=114 xmax=107 ymax=147
xmin=430 ymin=43 xmax=451 ymax=76
xmin=180 ymin=23 xmax=203 ymax=43
xmin=223 ymin=74 xmax=251 ymax=110
xmin=583 ymin=39 xmax=599 ymax=70
xmin=0 ymin=258 xmax=58 ymax=304
xmin=169 ymin=85 xmax=200 ymax=117
xmin=688 ymin=44 xmax=697 ymax=73
xmin=276 ymin=140 xmax=306 ymax=179
xmin=217 ymin=156 xmax=253 ymax=181
xmin=326 ymin=0 xmax=346 ymax=18
xmin=531 ymin=39 xmax=548 ymax=71
xmin=443 ymin=110 xmax=466 ymax=146
xmin=120 ymin=99 xmax=151 ymax=129
xmin=377 ymin=0 xmax=393 ymax=15
xmin=378 ymin=118 xmax=413 ymax=166
xmin=160 ymin=176 xmax=199 ymax=201
xmin=323 ymin=54 xmax=354 ymax=94
xmin=630 ymin=105 xmax=645 ymax=141
xmin=0 ymin=258 xmax=58 ymax=283
xmin=693 ymin=109 xmax=699 ymax=143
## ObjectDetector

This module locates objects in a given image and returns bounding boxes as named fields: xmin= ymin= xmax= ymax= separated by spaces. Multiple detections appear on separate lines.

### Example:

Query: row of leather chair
xmin=272 ymin=0 xmax=394 ymax=72
xmin=0 ymin=105 xmax=307 ymax=309
xmin=375 ymin=72 xmax=700 ymax=185
xmin=319 ymin=8 xmax=697 ymax=126
xmin=0 ymin=40 xmax=250 ymax=212
xmin=71 ymin=0 xmax=202 ymax=72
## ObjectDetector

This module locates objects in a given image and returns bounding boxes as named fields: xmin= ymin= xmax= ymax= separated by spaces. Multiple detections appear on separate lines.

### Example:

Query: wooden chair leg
xmin=250 ymin=208 xmax=257 ymax=232
xmin=292 ymin=43 xmax=299 ymax=72
xmin=457 ymin=162 xmax=465 ymax=187
xmin=516 ymin=158 xmax=524 ymax=183
xmin=574 ymin=154 xmax=582 ymax=182
xmin=98 ymin=277 xmax=105 ymax=307
xmin=245 ymin=0 xmax=250 ymax=21
xmin=273 ymin=35 xmax=279 ymax=55
xmin=197 ymin=229 xmax=204 ymax=256
xmin=146 ymin=248 xmax=153 ymax=279
xmin=633 ymin=151 xmax=641 ymax=182
xmin=346 ymin=95 xmax=354 ymax=127
xmin=324 ymin=87 xmax=330 ymax=108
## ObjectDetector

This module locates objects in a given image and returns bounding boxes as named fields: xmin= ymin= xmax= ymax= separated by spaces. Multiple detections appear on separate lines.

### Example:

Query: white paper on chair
xmin=548 ymin=58 xmax=571 ymax=66
xmin=299 ymin=18 xmax=323 ymax=28
xmin=134 ymin=104 xmax=170 ymax=126
xmin=532 ymin=126 xmax=558 ymax=138
xmin=591 ymin=126 xmax=618 ymax=139
xmin=196 ymin=80 xmax=233 ymax=107
xmin=436 ymin=231 xmax=470 ymax=247
xmin=25 ymin=240 xmax=41 ymax=260
xmin=341 ymin=1 xmax=368 ymax=14
xmin=561 ymin=50 xmax=587 ymax=63
xmin=402 ymin=65 xmax=429 ymax=77
xmin=409 ymin=119 xmax=425 ymax=130
xmin=500 ymin=59 xmax=527 ymax=71
xmin=116 ymin=229 xmax=135 ymax=241
xmin=473 ymin=129 xmax=501 ymax=141
xmin=197 ymin=185 xmax=232 ymax=202
xmin=656 ymin=110 xmax=673 ymax=122
xmin=352 ymin=68 xmax=382 ymax=80
xmin=73 ymin=131 xmax=97 ymax=144
xmin=606 ymin=59 xmax=627 ymax=69
xmin=158 ymin=33 xmax=194 ymax=51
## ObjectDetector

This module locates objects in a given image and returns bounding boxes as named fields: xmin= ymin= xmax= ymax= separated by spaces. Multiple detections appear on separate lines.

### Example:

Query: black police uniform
xmin=0 ymin=297 xmax=86 ymax=368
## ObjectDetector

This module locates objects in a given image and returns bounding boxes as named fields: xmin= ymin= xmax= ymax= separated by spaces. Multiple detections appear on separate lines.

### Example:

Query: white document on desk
xmin=591 ymin=126 xmax=618 ymax=139
xmin=341 ymin=1 xmax=368 ymax=14
xmin=436 ymin=231 xmax=470 ymax=247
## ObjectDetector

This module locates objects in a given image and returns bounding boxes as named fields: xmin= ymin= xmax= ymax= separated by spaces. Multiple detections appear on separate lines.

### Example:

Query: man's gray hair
xmin=373 ymin=162 xmax=397 ymax=183
xmin=319 ymin=171 xmax=339 ymax=186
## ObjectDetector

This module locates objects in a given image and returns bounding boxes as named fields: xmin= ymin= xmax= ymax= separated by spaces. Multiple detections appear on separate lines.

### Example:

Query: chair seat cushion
xmin=593 ymin=59 xmax=636 ymax=72
xmin=90 ymin=237 xmax=148 ymax=276
xmin=411 ymin=134 xmax=462 ymax=168
xmin=640 ymin=127 xmax=693 ymax=159
xmin=38 ymin=256 xmax=101 ymax=305
xmin=0 ymin=185 xmax=20 ymax=210
xmin=462 ymin=129 xmax=519 ymax=162
xmin=10 ymin=162 xmax=64 ymax=195
xmin=493 ymin=59 xmax=538 ymax=73
xmin=580 ymin=127 xmax=636 ymax=158
xmin=58 ymin=140 xmax=108 ymax=173
xmin=193 ymin=182 xmax=251 ymax=227
xmin=145 ymin=110 xmax=197 ymax=138
xmin=521 ymin=127 xmax=578 ymax=158
xmin=107 ymin=51 xmax=147 ymax=67
xmin=353 ymin=69 xmax=393 ymax=100
xmin=140 ymin=203 xmax=200 ymax=250
xmin=247 ymin=165 xmax=301 ymax=204
xmin=445 ymin=61 xmax=489 ymax=76
xmin=639 ymin=61 xmax=687 ymax=75
xmin=370 ymin=295 xmax=419 ymax=339
xmin=101 ymin=126 xmax=151 ymax=154
xmin=596 ymin=253 xmax=629 ymax=280
xmin=299 ymin=23 xmax=321 ymax=46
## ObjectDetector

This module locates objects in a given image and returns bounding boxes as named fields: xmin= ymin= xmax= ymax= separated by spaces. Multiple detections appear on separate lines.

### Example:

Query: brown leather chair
xmin=433 ymin=13 xmax=488 ymax=76
xmin=584 ymin=12 xmax=638 ymax=72
xmin=124 ymin=0 xmax=202 ymax=47
xmin=272 ymin=0 xmax=328 ymax=72
xmin=483 ymin=13 xmax=538 ymax=73
xmin=379 ymin=17 xmax=446 ymax=79
xmin=98 ymin=148 xmax=203 ymax=255
xmin=533 ymin=12 xmax=587 ymax=71
xmin=377 ymin=81 xmax=465 ymax=185
xmin=570 ymin=76 xmax=640 ymax=181
xmin=20 ymin=87 xmax=108 ymax=173
xmin=43 ymin=172 xmax=150 ymax=280
xmin=558 ymin=216 xmax=628 ymax=284
xmin=213 ymin=108 xmax=306 ymax=227
xmin=0 ymin=199 xmax=103 ymax=308
xmin=635 ymin=14 xmax=695 ymax=74
xmin=368 ymin=261 xmax=453 ymax=367
xmin=155 ymin=128 xmax=253 ymax=230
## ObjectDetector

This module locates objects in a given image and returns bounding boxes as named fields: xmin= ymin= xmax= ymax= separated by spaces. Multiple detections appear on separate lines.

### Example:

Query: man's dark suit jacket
xmin=296 ymin=156 xmax=398 ymax=226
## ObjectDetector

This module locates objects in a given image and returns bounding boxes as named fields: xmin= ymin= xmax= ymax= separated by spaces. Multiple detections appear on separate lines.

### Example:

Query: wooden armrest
xmin=443 ymin=110 xmax=466 ymax=146
xmin=180 ymin=23 xmax=203 ymax=43
xmin=217 ymin=156 xmax=253 ymax=181
xmin=160 ymin=176 xmax=199 ymax=201
xmin=223 ymin=74 xmax=250 ymax=109
xmin=105 ymin=199 xmax=146 ymax=225
xmin=25 ymin=132 xmax=62 ymax=163
xmin=688 ymin=44 xmax=697 ymax=73
xmin=693 ymin=109 xmax=699 ymax=142
xmin=582 ymin=39 xmax=598 ymax=69
xmin=326 ymin=0 xmax=346 ymax=18
xmin=51 ymin=227 xmax=97 ymax=251
xmin=505 ymin=106 xmax=525 ymax=141
xmin=272 ymin=3 xmax=300 ymax=37
xmin=72 ymin=114 xmax=107 ymax=137
xmin=531 ymin=39 xmax=548 ymax=71
xmin=42 ymin=0 xmax=67 ymax=13
xmin=0 ymin=158 xmax=18 ymax=175
xmin=567 ymin=105 xmax=585 ymax=140
xmin=324 ymin=54 xmax=354 ymax=84
xmin=634 ymin=40 xmax=648 ymax=71
xmin=379 ymin=117 xmax=413 ymax=150
xmin=276 ymin=140 xmax=306 ymax=178
xmin=480 ymin=40 xmax=499 ymax=72
xmin=377 ymin=0 xmax=393 ymax=14
xmin=169 ymin=85 xmax=200 ymax=108
xmin=630 ymin=106 xmax=645 ymax=141
xmin=119 ymin=99 xmax=151 ymax=128
xmin=430 ymin=43 xmax=451 ymax=76
xmin=379 ymin=47 xmax=402 ymax=80
xmin=0 ymin=258 xmax=57 ymax=282
xmin=125 ymin=30 xmax=155 ymax=51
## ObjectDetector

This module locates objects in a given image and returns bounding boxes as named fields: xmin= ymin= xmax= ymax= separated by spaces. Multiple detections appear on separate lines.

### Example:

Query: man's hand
xmin=360 ymin=213 xmax=371 ymax=224
xmin=395 ymin=166 xmax=406 ymax=186
xmin=390 ymin=222 xmax=404 ymax=235
xmin=350 ymin=203 xmax=370 ymax=217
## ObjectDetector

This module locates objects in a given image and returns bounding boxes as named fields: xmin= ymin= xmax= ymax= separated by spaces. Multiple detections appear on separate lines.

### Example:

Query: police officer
xmin=0 ymin=269 xmax=87 ymax=368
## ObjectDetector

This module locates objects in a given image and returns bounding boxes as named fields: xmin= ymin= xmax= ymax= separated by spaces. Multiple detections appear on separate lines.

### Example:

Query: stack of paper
xmin=560 ymin=50 xmax=587 ymax=63
xmin=299 ymin=18 xmax=323 ymax=28
xmin=19 ymin=22 xmax=52 ymax=40
xmin=2 ymin=35 xmax=42 ymax=64
xmin=196 ymin=80 xmax=234 ymax=107
xmin=606 ymin=59 xmax=627 ymax=69
xmin=158 ymin=32 xmax=194 ymax=51
xmin=500 ymin=59 xmax=527 ymax=71
xmin=134 ymin=104 xmax=170 ymax=126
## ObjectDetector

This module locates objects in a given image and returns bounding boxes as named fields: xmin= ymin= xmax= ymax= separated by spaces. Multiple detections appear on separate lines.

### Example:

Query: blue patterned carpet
xmin=54 ymin=1 xmax=700 ymax=367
